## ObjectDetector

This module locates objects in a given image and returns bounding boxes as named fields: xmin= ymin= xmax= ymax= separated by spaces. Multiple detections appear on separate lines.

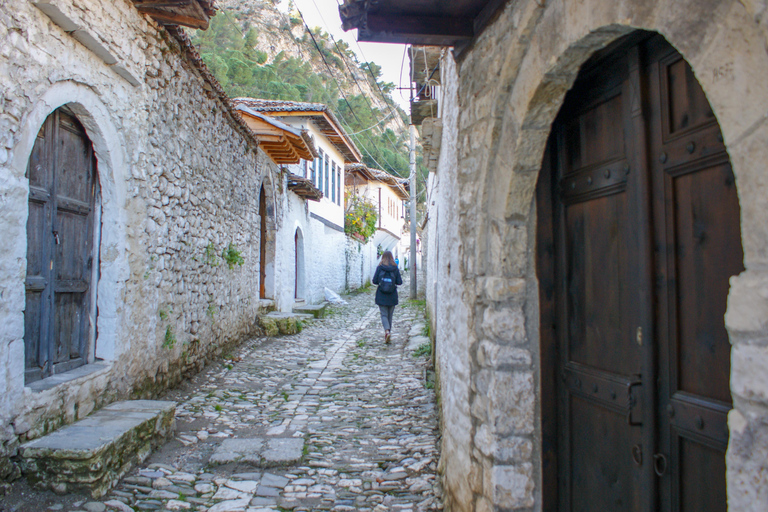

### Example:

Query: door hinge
xmin=627 ymin=380 xmax=643 ymax=426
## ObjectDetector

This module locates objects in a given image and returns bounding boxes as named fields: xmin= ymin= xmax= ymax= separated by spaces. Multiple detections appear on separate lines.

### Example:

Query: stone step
xmin=19 ymin=400 xmax=176 ymax=498
xmin=292 ymin=302 xmax=328 ymax=318
xmin=258 ymin=299 xmax=276 ymax=314
xmin=258 ymin=312 xmax=314 ymax=337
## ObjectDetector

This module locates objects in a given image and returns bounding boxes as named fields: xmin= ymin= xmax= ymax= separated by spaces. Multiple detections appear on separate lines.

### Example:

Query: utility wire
xmin=293 ymin=3 xmax=400 ymax=174
xmin=306 ymin=0 xmax=404 ymax=157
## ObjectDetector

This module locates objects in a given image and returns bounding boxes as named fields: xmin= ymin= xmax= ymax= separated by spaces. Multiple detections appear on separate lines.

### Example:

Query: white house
xmin=231 ymin=98 xmax=362 ymax=308
xmin=345 ymin=164 xmax=410 ymax=286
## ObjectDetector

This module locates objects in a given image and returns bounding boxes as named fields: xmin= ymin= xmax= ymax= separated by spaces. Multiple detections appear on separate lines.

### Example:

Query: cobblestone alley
xmin=4 ymin=286 xmax=441 ymax=512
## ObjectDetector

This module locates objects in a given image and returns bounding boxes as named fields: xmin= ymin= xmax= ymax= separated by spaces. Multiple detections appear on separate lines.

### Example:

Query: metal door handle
xmin=653 ymin=453 xmax=667 ymax=476
xmin=631 ymin=444 xmax=643 ymax=466
xmin=53 ymin=231 xmax=60 ymax=245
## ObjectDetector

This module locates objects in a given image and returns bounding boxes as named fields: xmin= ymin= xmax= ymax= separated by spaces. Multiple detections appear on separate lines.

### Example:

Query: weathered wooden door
xmin=259 ymin=185 xmax=267 ymax=299
xmin=539 ymin=34 xmax=743 ymax=512
xmin=25 ymin=108 xmax=97 ymax=384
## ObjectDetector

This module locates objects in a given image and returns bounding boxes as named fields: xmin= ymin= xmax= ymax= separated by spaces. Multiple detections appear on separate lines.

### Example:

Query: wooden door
xmin=646 ymin=38 xmax=743 ymax=512
xmin=539 ymin=34 xmax=742 ymax=512
xmin=25 ymin=108 xmax=97 ymax=384
xmin=259 ymin=185 xmax=267 ymax=299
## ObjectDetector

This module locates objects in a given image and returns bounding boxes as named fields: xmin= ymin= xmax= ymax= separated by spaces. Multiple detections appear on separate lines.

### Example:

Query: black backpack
xmin=379 ymin=269 xmax=396 ymax=294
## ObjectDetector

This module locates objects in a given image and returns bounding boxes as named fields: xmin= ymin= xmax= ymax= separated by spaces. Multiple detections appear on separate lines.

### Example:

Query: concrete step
xmin=258 ymin=299 xmax=276 ymax=315
xmin=258 ymin=312 xmax=313 ymax=336
xmin=19 ymin=400 xmax=176 ymax=498
xmin=292 ymin=302 xmax=328 ymax=318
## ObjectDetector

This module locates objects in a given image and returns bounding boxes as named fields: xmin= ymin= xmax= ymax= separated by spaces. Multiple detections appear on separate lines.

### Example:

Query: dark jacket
xmin=372 ymin=264 xmax=403 ymax=306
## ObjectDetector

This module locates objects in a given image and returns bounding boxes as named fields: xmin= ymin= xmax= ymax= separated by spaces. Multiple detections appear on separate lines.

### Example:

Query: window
xmin=332 ymin=162 xmax=337 ymax=203
xmin=311 ymin=154 xmax=317 ymax=185
xmin=337 ymin=167 xmax=342 ymax=205
xmin=324 ymin=154 xmax=329 ymax=197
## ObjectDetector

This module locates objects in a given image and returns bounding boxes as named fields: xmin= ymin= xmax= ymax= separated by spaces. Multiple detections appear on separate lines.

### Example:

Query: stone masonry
xmin=0 ymin=0 xmax=281 ymax=484
xmin=2 ymin=283 xmax=442 ymax=512
xmin=427 ymin=0 xmax=768 ymax=510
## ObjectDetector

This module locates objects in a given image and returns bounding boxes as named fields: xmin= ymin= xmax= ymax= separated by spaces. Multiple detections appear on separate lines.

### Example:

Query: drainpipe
xmin=409 ymin=124 xmax=417 ymax=299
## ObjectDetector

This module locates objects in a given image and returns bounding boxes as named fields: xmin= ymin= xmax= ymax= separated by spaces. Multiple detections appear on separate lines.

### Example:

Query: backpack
xmin=379 ymin=269 xmax=396 ymax=294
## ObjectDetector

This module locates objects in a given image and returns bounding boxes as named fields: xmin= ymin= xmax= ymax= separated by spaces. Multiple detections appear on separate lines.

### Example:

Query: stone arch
xmin=466 ymin=1 xmax=768 ymax=509
xmin=259 ymin=183 xmax=278 ymax=300
xmin=10 ymin=81 xmax=128 ymax=367
xmin=294 ymin=226 xmax=305 ymax=301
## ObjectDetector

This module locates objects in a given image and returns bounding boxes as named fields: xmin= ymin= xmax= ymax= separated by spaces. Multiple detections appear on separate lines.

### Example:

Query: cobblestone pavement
xmin=5 ymin=286 xmax=441 ymax=512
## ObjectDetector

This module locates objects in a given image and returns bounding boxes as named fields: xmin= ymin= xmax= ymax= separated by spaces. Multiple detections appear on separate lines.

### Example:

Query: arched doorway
xmin=25 ymin=107 xmax=99 ymax=384
xmin=294 ymin=227 xmax=305 ymax=301
xmin=536 ymin=33 xmax=743 ymax=512
xmin=259 ymin=185 xmax=267 ymax=299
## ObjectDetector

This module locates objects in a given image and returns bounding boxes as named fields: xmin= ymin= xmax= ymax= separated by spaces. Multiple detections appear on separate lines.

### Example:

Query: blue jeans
xmin=379 ymin=305 xmax=395 ymax=331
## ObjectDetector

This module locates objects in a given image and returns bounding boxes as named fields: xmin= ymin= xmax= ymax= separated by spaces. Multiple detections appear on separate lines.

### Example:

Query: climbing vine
xmin=344 ymin=195 xmax=378 ymax=244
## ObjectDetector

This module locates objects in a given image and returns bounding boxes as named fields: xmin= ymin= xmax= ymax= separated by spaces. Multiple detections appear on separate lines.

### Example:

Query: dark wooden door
xmin=259 ymin=185 xmax=267 ymax=299
xmin=645 ymin=38 xmax=743 ymax=512
xmin=540 ymin=34 xmax=742 ymax=512
xmin=25 ymin=108 xmax=97 ymax=384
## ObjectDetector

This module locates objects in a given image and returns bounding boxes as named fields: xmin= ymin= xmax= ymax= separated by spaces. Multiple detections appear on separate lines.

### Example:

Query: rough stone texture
xmin=257 ymin=312 xmax=312 ymax=336
xmin=292 ymin=303 xmax=328 ymax=318
xmin=427 ymin=0 xmax=768 ymax=510
xmin=19 ymin=400 xmax=175 ymax=497
xmin=5 ymin=283 xmax=442 ymax=511
xmin=0 ymin=0 xmax=278 ymax=481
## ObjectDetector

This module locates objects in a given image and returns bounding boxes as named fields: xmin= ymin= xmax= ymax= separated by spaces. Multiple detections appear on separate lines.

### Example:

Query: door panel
xmin=25 ymin=108 xmax=96 ymax=383
xmin=650 ymin=47 xmax=743 ymax=512
xmin=543 ymin=34 xmax=741 ymax=512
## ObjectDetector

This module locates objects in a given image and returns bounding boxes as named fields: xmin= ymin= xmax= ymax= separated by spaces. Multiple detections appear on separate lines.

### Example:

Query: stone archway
xmin=9 ymin=81 xmax=128 ymax=372
xmin=433 ymin=1 xmax=768 ymax=510
xmin=294 ymin=227 xmax=305 ymax=301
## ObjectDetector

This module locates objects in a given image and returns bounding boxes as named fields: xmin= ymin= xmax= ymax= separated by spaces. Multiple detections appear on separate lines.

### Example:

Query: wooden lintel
xmin=135 ymin=6 xmax=209 ymax=29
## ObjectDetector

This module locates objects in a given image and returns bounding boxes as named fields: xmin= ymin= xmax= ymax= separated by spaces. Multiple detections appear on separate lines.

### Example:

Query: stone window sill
xmin=26 ymin=362 xmax=111 ymax=393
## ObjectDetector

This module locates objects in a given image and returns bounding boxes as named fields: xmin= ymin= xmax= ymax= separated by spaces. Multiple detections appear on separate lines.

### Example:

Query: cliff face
xmin=213 ymin=0 xmax=404 ymax=132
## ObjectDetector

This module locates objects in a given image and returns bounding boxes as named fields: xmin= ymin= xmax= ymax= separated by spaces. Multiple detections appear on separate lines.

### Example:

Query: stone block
xmin=732 ymin=343 xmax=768 ymax=404
xmin=492 ymin=464 xmax=534 ymax=509
xmin=727 ymin=409 xmax=768 ymax=511
xmin=208 ymin=437 xmax=304 ymax=467
xmin=19 ymin=400 xmax=176 ymax=498
xmin=258 ymin=313 xmax=312 ymax=337
xmin=292 ymin=303 xmax=327 ymax=318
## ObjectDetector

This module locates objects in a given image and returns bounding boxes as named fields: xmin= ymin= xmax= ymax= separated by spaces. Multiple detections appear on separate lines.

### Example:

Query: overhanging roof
xmin=339 ymin=0 xmax=507 ymax=46
xmin=132 ymin=0 xmax=216 ymax=30
xmin=235 ymin=106 xmax=316 ymax=165
xmin=346 ymin=164 xmax=409 ymax=200
xmin=231 ymin=98 xmax=363 ymax=164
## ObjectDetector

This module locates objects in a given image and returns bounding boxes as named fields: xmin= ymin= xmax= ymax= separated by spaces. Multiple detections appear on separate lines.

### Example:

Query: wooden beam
xmin=135 ymin=6 xmax=209 ymax=29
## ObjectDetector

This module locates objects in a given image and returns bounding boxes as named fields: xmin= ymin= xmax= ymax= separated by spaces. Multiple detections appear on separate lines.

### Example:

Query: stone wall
xmin=0 ymin=0 xmax=276 ymax=483
xmin=345 ymin=236 xmax=377 ymax=292
xmin=429 ymin=0 xmax=768 ymax=510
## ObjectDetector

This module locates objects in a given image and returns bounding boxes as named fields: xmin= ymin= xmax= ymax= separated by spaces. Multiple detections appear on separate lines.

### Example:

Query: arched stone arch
xmin=10 ymin=80 xmax=129 ymax=367
xmin=440 ymin=1 xmax=768 ymax=509
xmin=294 ymin=226 xmax=305 ymax=301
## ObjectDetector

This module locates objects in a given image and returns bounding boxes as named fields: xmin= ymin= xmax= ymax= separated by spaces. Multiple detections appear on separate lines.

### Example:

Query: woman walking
xmin=372 ymin=251 xmax=403 ymax=343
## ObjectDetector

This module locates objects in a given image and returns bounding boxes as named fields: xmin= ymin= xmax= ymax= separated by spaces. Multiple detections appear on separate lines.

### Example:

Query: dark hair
xmin=379 ymin=251 xmax=396 ymax=266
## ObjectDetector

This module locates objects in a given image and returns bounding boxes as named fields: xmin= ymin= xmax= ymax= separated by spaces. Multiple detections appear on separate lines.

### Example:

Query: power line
xmin=293 ymin=3 xmax=400 ymax=174
xmin=305 ymin=0 xmax=405 ymax=157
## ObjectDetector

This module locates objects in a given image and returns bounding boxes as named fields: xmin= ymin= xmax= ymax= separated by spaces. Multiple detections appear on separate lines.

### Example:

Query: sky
xmin=276 ymin=0 xmax=412 ymax=110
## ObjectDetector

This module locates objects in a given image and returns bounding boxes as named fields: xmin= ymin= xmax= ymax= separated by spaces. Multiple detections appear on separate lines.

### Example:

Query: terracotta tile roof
xmin=345 ymin=164 xmax=409 ymax=199
xmin=232 ymin=98 xmax=329 ymax=113
xmin=232 ymin=97 xmax=362 ymax=164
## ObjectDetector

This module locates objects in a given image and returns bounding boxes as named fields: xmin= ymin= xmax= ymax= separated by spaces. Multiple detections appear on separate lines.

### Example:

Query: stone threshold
xmin=26 ymin=362 xmax=111 ymax=393
xmin=19 ymin=400 xmax=176 ymax=498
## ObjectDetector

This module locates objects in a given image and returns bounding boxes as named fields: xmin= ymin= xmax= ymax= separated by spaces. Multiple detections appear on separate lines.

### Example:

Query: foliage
xmin=204 ymin=242 xmax=220 ymax=267
xmin=163 ymin=326 xmax=176 ymax=349
xmin=413 ymin=342 xmax=431 ymax=358
xmin=344 ymin=194 xmax=378 ymax=243
xmin=191 ymin=12 xmax=413 ymax=177
xmin=222 ymin=243 xmax=245 ymax=269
